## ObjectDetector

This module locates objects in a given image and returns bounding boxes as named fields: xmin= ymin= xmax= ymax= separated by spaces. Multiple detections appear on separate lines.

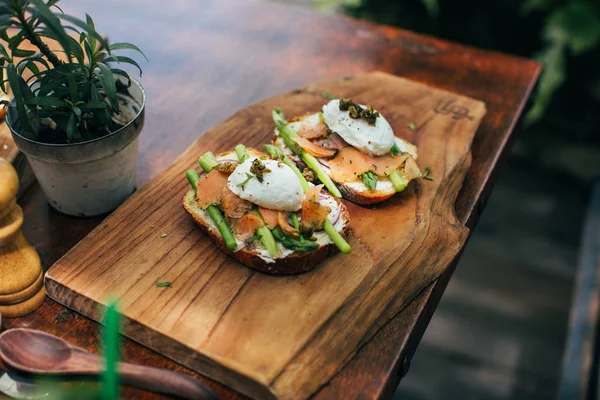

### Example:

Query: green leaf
xmin=0 ymin=43 xmax=10 ymax=61
xmin=85 ymin=13 xmax=96 ymax=52
xmin=109 ymin=42 xmax=148 ymax=61
xmin=521 ymin=0 xmax=552 ymax=15
xmin=543 ymin=1 xmax=600 ymax=55
xmin=11 ymin=48 xmax=36 ymax=58
xmin=66 ymin=72 xmax=77 ymax=102
xmin=7 ymin=63 xmax=34 ymax=136
xmin=28 ymin=0 xmax=74 ymax=61
xmin=102 ymin=55 xmax=143 ymax=76
xmin=97 ymin=62 xmax=117 ymax=110
xmin=24 ymin=97 xmax=68 ymax=107
xmin=63 ymin=32 xmax=84 ymax=64
xmin=526 ymin=43 xmax=566 ymax=125
xmin=110 ymin=68 xmax=131 ymax=86
xmin=7 ymin=30 xmax=26 ymax=52
xmin=360 ymin=171 xmax=378 ymax=190
xmin=84 ymin=38 xmax=94 ymax=63
xmin=56 ymin=13 xmax=109 ymax=53
xmin=390 ymin=142 xmax=402 ymax=157
xmin=66 ymin=112 xmax=76 ymax=142
xmin=419 ymin=0 xmax=439 ymax=17
xmin=79 ymin=101 xmax=110 ymax=111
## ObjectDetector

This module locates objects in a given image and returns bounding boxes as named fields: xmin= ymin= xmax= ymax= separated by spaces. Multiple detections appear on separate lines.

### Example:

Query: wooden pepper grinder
xmin=0 ymin=157 xmax=45 ymax=318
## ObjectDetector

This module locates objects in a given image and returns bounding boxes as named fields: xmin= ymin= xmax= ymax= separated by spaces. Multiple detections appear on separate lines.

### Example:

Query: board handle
xmin=119 ymin=362 xmax=218 ymax=399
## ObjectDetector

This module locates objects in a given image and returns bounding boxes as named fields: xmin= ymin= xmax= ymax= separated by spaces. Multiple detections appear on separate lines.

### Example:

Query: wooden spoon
xmin=0 ymin=328 xmax=218 ymax=399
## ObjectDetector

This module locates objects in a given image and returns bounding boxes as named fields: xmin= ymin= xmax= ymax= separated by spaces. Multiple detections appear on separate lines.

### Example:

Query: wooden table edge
xmin=339 ymin=60 xmax=542 ymax=400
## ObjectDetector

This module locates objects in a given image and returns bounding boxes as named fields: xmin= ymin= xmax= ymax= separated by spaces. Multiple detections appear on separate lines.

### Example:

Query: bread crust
xmin=183 ymin=190 xmax=350 ymax=275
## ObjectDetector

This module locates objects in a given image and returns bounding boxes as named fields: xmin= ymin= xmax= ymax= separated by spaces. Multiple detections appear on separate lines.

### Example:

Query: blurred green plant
xmin=34 ymin=300 xmax=121 ymax=400
xmin=523 ymin=0 xmax=600 ymax=124
xmin=0 ymin=0 xmax=146 ymax=144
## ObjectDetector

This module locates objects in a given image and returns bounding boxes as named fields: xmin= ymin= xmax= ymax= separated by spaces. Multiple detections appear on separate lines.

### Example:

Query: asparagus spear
xmin=388 ymin=170 xmax=407 ymax=193
xmin=186 ymin=169 xmax=201 ymax=189
xmin=272 ymin=227 xmax=319 ymax=252
xmin=256 ymin=224 xmax=279 ymax=257
xmin=207 ymin=206 xmax=238 ymax=251
xmin=290 ymin=212 xmax=300 ymax=230
xmin=234 ymin=144 xmax=280 ymax=258
xmin=265 ymin=139 xmax=351 ymax=254
xmin=272 ymin=108 xmax=342 ymax=198
xmin=235 ymin=144 xmax=248 ymax=163
xmin=193 ymin=153 xmax=237 ymax=251
xmin=198 ymin=151 xmax=218 ymax=172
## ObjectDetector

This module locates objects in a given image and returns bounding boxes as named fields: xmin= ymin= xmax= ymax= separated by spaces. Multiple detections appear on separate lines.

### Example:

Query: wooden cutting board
xmin=45 ymin=72 xmax=486 ymax=400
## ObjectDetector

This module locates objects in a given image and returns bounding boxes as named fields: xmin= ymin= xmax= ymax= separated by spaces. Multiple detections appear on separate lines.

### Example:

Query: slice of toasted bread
xmin=183 ymin=150 xmax=351 ymax=275
xmin=273 ymin=112 xmax=421 ymax=206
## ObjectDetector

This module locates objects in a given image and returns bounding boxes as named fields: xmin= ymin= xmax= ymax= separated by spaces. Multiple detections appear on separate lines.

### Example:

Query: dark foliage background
xmin=339 ymin=0 xmax=600 ymax=180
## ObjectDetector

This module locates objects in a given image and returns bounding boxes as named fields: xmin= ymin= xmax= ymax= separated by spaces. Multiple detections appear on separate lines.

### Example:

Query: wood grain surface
xmin=44 ymin=72 xmax=485 ymax=399
xmin=1 ymin=1 xmax=540 ymax=399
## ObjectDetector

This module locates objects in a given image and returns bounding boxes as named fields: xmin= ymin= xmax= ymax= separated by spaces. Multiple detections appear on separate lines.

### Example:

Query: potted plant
xmin=0 ymin=0 xmax=146 ymax=216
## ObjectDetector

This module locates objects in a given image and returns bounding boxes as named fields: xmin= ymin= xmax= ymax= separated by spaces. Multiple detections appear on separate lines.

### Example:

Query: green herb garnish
xmin=321 ymin=92 xmax=337 ymax=100
xmin=237 ymin=172 xmax=254 ymax=190
xmin=156 ymin=281 xmax=172 ymax=288
xmin=360 ymin=171 xmax=378 ymax=190
xmin=408 ymin=122 xmax=416 ymax=130
xmin=390 ymin=143 xmax=402 ymax=157
xmin=423 ymin=167 xmax=434 ymax=181
xmin=160 ymin=233 xmax=168 ymax=238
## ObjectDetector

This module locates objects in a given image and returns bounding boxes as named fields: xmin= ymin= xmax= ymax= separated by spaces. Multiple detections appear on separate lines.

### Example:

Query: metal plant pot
xmin=7 ymin=78 xmax=145 ymax=217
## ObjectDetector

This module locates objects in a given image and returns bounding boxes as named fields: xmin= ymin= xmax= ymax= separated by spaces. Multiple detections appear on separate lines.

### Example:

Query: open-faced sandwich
xmin=272 ymin=99 xmax=422 ymax=205
xmin=183 ymin=144 xmax=351 ymax=274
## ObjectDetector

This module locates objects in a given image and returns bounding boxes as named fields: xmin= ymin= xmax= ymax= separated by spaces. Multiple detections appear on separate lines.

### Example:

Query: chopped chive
xmin=408 ymin=122 xmax=416 ymax=130
xmin=423 ymin=167 xmax=434 ymax=181
xmin=160 ymin=233 xmax=168 ymax=238
xmin=321 ymin=92 xmax=337 ymax=100
xmin=156 ymin=281 xmax=172 ymax=288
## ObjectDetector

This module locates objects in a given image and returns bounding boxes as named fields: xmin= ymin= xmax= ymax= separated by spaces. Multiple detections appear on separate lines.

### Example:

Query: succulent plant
xmin=0 ymin=0 xmax=146 ymax=144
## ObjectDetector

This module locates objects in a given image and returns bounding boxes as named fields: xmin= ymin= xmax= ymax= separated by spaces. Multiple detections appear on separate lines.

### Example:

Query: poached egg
xmin=228 ymin=157 xmax=304 ymax=211
xmin=322 ymin=99 xmax=395 ymax=156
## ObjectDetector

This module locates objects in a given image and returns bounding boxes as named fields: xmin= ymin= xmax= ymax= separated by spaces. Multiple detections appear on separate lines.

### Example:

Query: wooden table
xmin=1 ymin=1 xmax=540 ymax=399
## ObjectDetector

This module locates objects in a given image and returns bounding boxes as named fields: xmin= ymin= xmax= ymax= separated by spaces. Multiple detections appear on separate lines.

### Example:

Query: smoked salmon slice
xmin=329 ymin=147 xmax=411 ymax=183
xmin=259 ymin=207 xmax=279 ymax=230
xmin=301 ymin=185 xmax=330 ymax=231
xmin=221 ymin=186 xmax=253 ymax=218
xmin=297 ymin=118 xmax=329 ymax=140
xmin=278 ymin=212 xmax=299 ymax=237
xmin=195 ymin=170 xmax=228 ymax=208
xmin=403 ymin=156 xmax=422 ymax=180
xmin=233 ymin=212 xmax=264 ymax=241
xmin=293 ymin=137 xmax=337 ymax=158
